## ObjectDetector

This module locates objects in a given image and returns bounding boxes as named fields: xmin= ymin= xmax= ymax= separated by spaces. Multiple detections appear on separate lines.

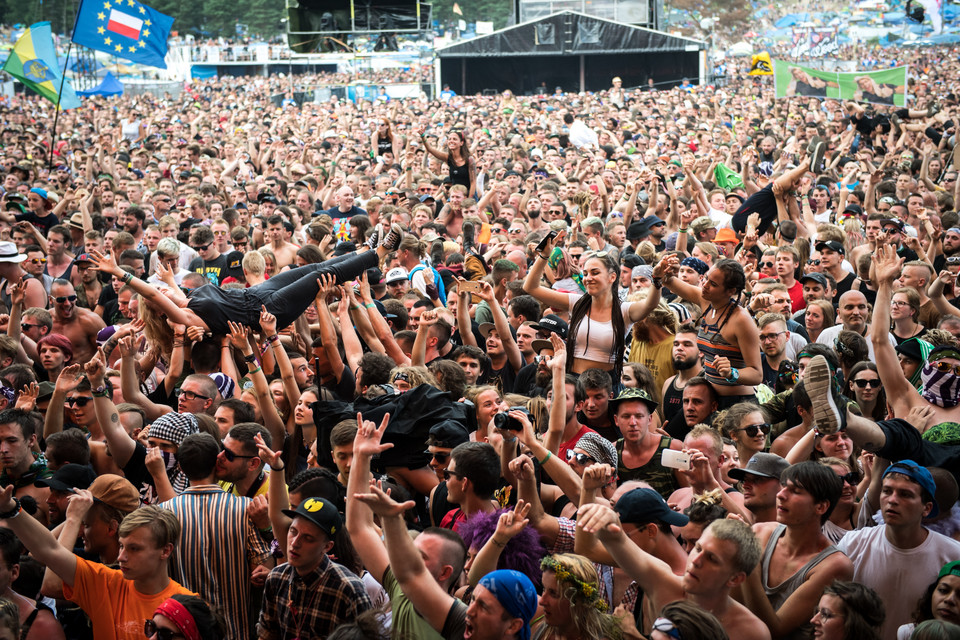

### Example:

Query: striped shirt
xmin=161 ymin=484 xmax=272 ymax=640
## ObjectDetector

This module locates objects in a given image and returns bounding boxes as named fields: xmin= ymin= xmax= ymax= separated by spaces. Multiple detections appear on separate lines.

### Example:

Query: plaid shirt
xmin=257 ymin=554 xmax=373 ymax=640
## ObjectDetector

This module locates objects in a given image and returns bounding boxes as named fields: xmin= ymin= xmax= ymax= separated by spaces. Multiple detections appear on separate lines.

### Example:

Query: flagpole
xmin=49 ymin=39 xmax=73 ymax=169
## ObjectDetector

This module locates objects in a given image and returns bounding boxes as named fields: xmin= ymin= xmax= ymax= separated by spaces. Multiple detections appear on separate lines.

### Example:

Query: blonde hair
xmin=539 ymin=553 xmax=621 ymax=640
xmin=389 ymin=365 xmax=437 ymax=388
xmin=243 ymin=250 xmax=266 ymax=277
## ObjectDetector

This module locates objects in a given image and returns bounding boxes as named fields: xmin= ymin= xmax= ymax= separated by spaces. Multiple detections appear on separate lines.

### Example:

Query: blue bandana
xmin=478 ymin=570 xmax=538 ymax=640
xmin=680 ymin=256 xmax=709 ymax=275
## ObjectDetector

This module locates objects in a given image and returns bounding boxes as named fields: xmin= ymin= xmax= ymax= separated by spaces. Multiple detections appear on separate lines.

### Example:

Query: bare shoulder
xmin=77 ymin=308 xmax=106 ymax=329
xmin=751 ymin=521 xmax=779 ymax=544
xmin=728 ymin=601 xmax=773 ymax=640
xmin=811 ymin=546 xmax=854 ymax=578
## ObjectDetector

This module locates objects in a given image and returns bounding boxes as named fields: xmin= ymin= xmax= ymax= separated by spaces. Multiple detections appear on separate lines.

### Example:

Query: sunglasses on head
xmin=947 ymin=256 xmax=960 ymax=265
xmin=424 ymin=450 xmax=449 ymax=463
xmin=66 ymin=396 xmax=94 ymax=407
xmin=737 ymin=423 xmax=771 ymax=438
xmin=54 ymin=295 xmax=78 ymax=304
xmin=853 ymin=378 xmax=881 ymax=388
xmin=652 ymin=617 xmax=682 ymax=640
xmin=143 ymin=619 xmax=183 ymax=640
xmin=565 ymin=450 xmax=596 ymax=465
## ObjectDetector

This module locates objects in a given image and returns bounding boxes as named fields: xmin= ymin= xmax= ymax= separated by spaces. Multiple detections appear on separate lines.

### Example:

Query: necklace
xmin=287 ymin=572 xmax=323 ymax=639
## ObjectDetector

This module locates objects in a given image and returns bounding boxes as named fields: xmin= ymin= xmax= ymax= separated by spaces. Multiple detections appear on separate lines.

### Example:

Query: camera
xmin=493 ymin=407 xmax=532 ymax=431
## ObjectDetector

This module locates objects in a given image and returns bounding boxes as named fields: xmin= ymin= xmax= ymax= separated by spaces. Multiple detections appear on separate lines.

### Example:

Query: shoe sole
xmin=380 ymin=223 xmax=404 ymax=251
xmin=810 ymin=141 xmax=826 ymax=173
xmin=807 ymin=355 xmax=841 ymax=434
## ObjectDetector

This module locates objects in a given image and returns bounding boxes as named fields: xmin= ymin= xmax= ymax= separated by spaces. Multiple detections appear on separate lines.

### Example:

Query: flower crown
xmin=540 ymin=557 xmax=608 ymax=612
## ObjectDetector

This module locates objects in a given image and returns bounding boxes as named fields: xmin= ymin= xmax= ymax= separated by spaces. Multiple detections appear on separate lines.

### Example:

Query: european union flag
xmin=72 ymin=0 xmax=173 ymax=69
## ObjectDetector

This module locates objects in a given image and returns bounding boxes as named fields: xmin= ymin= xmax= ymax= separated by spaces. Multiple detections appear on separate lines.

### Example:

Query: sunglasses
xmin=853 ymin=378 xmax=881 ymax=388
xmin=424 ymin=450 xmax=450 ymax=463
xmin=946 ymin=256 xmax=960 ymax=265
xmin=54 ymin=295 xmax=78 ymax=304
xmin=929 ymin=360 xmax=960 ymax=376
xmin=760 ymin=261 xmax=774 ymax=268
xmin=508 ymin=228 xmax=524 ymax=233
xmin=174 ymin=388 xmax=211 ymax=401
xmin=66 ymin=396 xmax=94 ymax=407
xmin=144 ymin=619 xmax=184 ymax=640
xmin=806 ymin=259 xmax=821 ymax=266
xmin=191 ymin=243 xmax=211 ymax=252
xmin=838 ymin=471 xmax=862 ymax=486
xmin=221 ymin=446 xmax=256 ymax=462
xmin=736 ymin=423 xmax=771 ymax=438
xmin=442 ymin=469 xmax=463 ymax=481
xmin=234 ymin=242 xmax=248 ymax=248
xmin=28 ymin=257 xmax=46 ymax=264
xmin=20 ymin=323 xmax=40 ymax=331
xmin=565 ymin=450 xmax=596 ymax=465
xmin=652 ymin=617 xmax=682 ymax=640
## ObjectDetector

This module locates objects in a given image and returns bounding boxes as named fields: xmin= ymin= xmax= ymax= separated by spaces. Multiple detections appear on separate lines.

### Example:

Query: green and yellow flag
xmin=3 ymin=22 xmax=81 ymax=110
xmin=748 ymin=52 xmax=773 ymax=76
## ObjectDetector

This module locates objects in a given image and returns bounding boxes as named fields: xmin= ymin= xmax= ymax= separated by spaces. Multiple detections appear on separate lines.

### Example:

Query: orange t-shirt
xmin=63 ymin=557 xmax=194 ymax=640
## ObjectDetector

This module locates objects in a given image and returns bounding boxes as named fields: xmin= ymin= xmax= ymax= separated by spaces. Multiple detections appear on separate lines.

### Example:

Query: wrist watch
xmin=726 ymin=368 xmax=740 ymax=383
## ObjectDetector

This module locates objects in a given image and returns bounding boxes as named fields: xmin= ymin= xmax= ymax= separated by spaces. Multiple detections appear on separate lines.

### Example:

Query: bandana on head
xmin=154 ymin=598 xmax=201 ymax=640
xmin=478 ymin=570 xmax=538 ymax=640
xmin=920 ymin=361 xmax=960 ymax=408
xmin=148 ymin=412 xmax=199 ymax=446
xmin=680 ymin=256 xmax=709 ymax=275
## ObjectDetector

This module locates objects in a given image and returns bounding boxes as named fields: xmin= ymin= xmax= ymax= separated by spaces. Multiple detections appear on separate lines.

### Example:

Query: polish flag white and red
xmin=107 ymin=9 xmax=143 ymax=40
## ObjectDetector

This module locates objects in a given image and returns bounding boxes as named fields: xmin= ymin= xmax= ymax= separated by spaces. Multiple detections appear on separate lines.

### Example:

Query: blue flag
xmin=3 ymin=23 xmax=82 ymax=110
xmin=72 ymin=0 xmax=173 ymax=69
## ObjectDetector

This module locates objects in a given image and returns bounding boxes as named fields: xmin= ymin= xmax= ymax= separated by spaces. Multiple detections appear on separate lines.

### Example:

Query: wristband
xmin=364 ymin=302 xmax=375 ymax=309
xmin=0 ymin=497 xmax=21 ymax=520
xmin=244 ymin=353 xmax=258 ymax=363
xmin=248 ymin=366 xmax=262 ymax=375
xmin=270 ymin=462 xmax=285 ymax=472
xmin=538 ymin=451 xmax=552 ymax=465
xmin=92 ymin=385 xmax=109 ymax=398
xmin=652 ymin=277 xmax=663 ymax=290
xmin=679 ymin=228 xmax=688 ymax=233
xmin=122 ymin=272 xmax=133 ymax=284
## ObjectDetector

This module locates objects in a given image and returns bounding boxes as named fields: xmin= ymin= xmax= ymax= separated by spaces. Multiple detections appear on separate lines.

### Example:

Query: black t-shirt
xmin=15 ymin=210 xmax=60 ymax=235
xmin=188 ymin=251 xmax=243 ymax=286
xmin=513 ymin=362 xmax=547 ymax=398
xmin=833 ymin=271 xmax=857 ymax=299
xmin=482 ymin=359 xmax=518 ymax=398
xmin=732 ymin=184 xmax=778 ymax=235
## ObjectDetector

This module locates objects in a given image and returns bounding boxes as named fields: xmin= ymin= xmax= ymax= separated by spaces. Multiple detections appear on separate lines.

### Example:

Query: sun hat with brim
xmin=479 ymin=322 xmax=517 ymax=340
xmin=0 ymin=242 xmax=26 ymax=263
xmin=608 ymin=387 xmax=658 ymax=413
xmin=531 ymin=339 xmax=554 ymax=354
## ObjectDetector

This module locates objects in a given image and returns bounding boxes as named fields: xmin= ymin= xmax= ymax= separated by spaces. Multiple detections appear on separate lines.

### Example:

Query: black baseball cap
xmin=35 ymin=463 xmax=96 ymax=492
xmin=615 ymin=488 xmax=689 ymax=527
xmin=799 ymin=272 xmax=828 ymax=288
xmin=282 ymin=497 xmax=342 ymax=538
xmin=532 ymin=314 xmax=568 ymax=340
xmin=815 ymin=240 xmax=845 ymax=255
xmin=427 ymin=420 xmax=470 ymax=449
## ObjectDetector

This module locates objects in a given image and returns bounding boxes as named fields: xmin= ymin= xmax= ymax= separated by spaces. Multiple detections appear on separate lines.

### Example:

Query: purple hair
xmin=458 ymin=508 xmax=546 ymax=586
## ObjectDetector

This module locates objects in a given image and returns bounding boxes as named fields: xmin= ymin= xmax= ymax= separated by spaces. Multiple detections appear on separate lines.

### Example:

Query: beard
xmin=535 ymin=369 xmax=551 ymax=389
xmin=673 ymin=354 xmax=699 ymax=371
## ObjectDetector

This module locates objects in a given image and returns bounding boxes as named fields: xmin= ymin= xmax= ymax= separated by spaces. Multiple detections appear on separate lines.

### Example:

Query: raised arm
xmin=0 ymin=485 xmax=77 ymax=587
xmin=477 ymin=281 xmax=522 ymax=373
xmin=354 ymin=480 xmax=455 ymax=634
xmin=345 ymin=413 xmax=393 ymax=585
xmin=522 ymin=231 xmax=572 ymax=311
xmin=542 ymin=335 xmax=568 ymax=454
xmin=228 ymin=323 xmax=286 ymax=447
xmin=467 ymin=502 xmax=531 ymax=587
xmin=118 ymin=336 xmax=171 ymax=422
xmin=871 ymin=245 xmax=921 ymax=416
xmin=85 ymin=350 xmax=137 ymax=468
xmin=89 ymin=250 xmax=196 ymax=329
xmin=43 ymin=364 xmax=82 ymax=441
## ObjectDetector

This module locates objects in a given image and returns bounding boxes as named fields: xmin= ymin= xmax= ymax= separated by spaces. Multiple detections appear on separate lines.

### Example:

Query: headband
xmin=154 ymin=599 xmax=201 ymax=640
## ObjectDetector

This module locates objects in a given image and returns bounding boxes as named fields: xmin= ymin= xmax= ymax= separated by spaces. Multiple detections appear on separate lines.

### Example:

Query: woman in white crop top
xmin=523 ymin=231 xmax=666 ymax=377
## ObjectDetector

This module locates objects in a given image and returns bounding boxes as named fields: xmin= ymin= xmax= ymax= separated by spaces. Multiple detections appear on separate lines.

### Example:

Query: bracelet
xmin=538 ymin=253 xmax=549 ymax=261
xmin=248 ymin=366 xmax=262 ymax=375
xmin=490 ymin=537 xmax=507 ymax=548
xmin=0 ymin=497 xmax=21 ymax=520
xmin=270 ymin=462 xmax=285 ymax=472
xmin=265 ymin=334 xmax=280 ymax=344
xmin=679 ymin=228 xmax=688 ymax=233
xmin=653 ymin=277 xmax=663 ymax=290
xmin=122 ymin=272 xmax=133 ymax=284
xmin=244 ymin=353 xmax=258 ymax=363
xmin=92 ymin=385 xmax=109 ymax=398
xmin=538 ymin=451 xmax=552 ymax=465
xmin=364 ymin=302 xmax=375 ymax=309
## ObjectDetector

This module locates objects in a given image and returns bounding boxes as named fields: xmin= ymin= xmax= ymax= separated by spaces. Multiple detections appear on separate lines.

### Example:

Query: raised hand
xmin=55 ymin=363 xmax=83 ymax=393
xmin=259 ymin=306 xmax=278 ymax=336
xmin=316 ymin=273 xmax=337 ymax=304
xmin=581 ymin=463 xmax=615 ymax=492
xmin=491 ymin=500 xmax=532 ymax=543
xmin=548 ymin=333 xmax=566 ymax=372
xmin=354 ymin=412 xmax=393 ymax=458
xmin=353 ymin=478 xmax=415 ymax=517
xmin=9 ymin=280 xmax=25 ymax=307
xmin=117 ymin=335 xmax=137 ymax=359
xmin=88 ymin=249 xmax=119 ymax=276
xmin=253 ymin=432 xmax=282 ymax=469
xmin=84 ymin=348 xmax=106 ymax=385
xmin=873 ymin=244 xmax=904 ymax=285
xmin=227 ymin=321 xmax=252 ymax=353
xmin=14 ymin=382 xmax=38 ymax=412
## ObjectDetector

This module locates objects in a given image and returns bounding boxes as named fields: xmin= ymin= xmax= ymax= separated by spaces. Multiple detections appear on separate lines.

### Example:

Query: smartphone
xmin=661 ymin=449 xmax=691 ymax=471
xmin=535 ymin=230 xmax=557 ymax=254
xmin=459 ymin=280 xmax=482 ymax=294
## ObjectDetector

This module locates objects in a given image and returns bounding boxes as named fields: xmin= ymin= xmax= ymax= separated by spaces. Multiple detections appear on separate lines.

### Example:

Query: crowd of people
xmin=0 ymin=39 xmax=957 ymax=640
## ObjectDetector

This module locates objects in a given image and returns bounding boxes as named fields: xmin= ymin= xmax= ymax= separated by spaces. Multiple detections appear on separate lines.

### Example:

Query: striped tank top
xmin=698 ymin=303 xmax=747 ymax=386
